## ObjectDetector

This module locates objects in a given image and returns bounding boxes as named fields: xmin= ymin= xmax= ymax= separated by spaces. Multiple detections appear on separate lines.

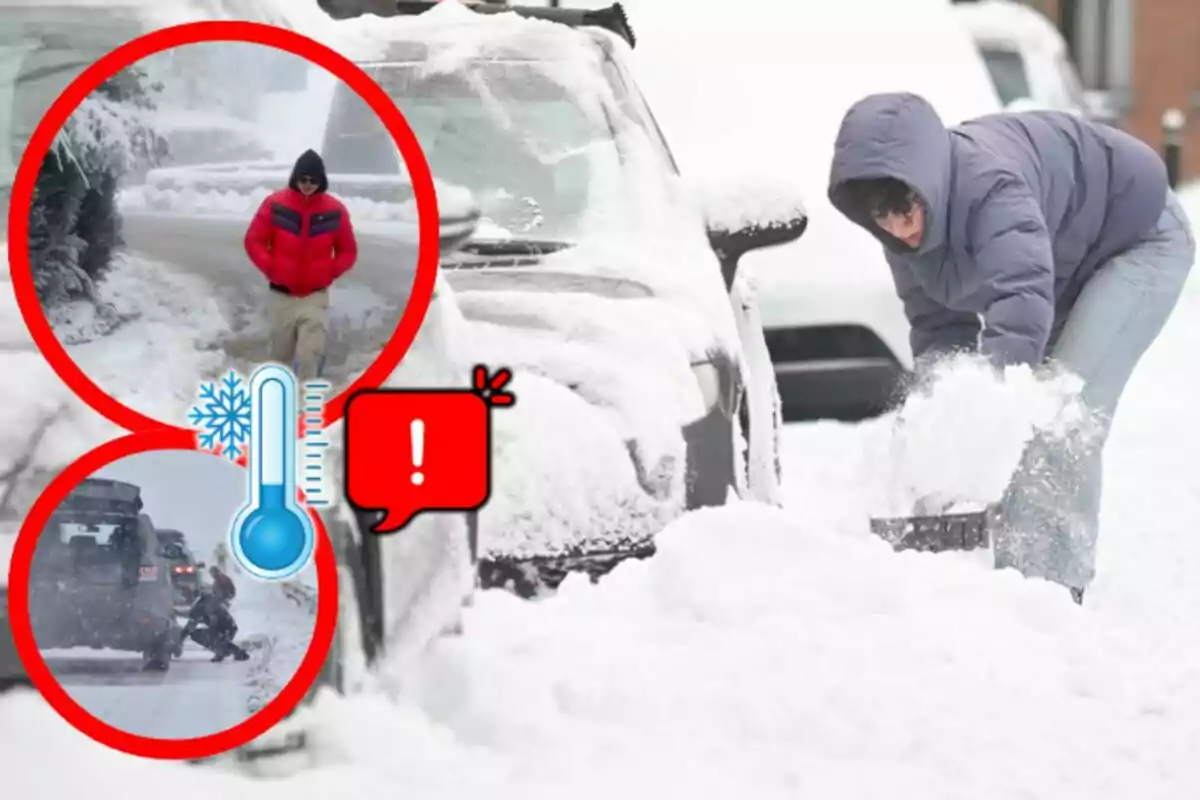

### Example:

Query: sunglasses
xmin=298 ymin=176 xmax=317 ymax=186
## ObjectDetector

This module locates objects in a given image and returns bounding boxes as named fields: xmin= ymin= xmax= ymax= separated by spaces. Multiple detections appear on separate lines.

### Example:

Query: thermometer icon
xmin=229 ymin=363 xmax=315 ymax=581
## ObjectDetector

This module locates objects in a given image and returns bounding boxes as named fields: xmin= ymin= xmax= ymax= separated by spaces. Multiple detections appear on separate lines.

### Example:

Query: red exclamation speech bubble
xmin=344 ymin=366 xmax=515 ymax=533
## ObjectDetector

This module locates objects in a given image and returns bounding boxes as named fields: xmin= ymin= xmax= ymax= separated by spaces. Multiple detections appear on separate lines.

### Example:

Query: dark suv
xmin=319 ymin=1 xmax=806 ymax=604
xmin=27 ymin=479 xmax=180 ymax=671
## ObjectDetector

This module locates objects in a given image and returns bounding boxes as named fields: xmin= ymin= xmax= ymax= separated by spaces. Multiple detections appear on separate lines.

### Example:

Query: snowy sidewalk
xmin=46 ymin=251 xmax=400 ymax=426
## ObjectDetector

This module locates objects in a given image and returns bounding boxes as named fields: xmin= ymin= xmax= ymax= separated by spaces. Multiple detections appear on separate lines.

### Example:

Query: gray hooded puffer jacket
xmin=827 ymin=92 xmax=1168 ymax=367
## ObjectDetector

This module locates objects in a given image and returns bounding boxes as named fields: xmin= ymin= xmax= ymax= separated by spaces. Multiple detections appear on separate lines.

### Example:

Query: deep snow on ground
xmin=0 ymin=187 xmax=1198 ymax=797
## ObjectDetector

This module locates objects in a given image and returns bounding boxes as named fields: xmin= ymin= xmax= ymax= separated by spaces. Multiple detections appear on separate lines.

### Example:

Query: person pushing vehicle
xmin=176 ymin=589 xmax=249 ymax=663
xmin=826 ymin=92 xmax=1196 ymax=604
xmin=175 ymin=566 xmax=247 ymax=662
xmin=244 ymin=149 xmax=358 ymax=382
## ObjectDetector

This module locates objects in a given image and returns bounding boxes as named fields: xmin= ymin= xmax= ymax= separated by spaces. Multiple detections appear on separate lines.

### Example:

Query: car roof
xmin=355 ymin=26 xmax=611 ymax=67
xmin=333 ymin=1 xmax=631 ymax=68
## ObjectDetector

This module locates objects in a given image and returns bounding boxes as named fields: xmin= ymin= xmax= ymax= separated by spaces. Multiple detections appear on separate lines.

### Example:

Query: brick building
xmin=1027 ymin=0 xmax=1200 ymax=181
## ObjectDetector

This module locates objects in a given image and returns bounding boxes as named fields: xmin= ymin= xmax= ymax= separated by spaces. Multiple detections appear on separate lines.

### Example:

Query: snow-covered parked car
xmin=0 ymin=527 xmax=27 ymax=694
xmin=313 ymin=0 xmax=807 ymax=599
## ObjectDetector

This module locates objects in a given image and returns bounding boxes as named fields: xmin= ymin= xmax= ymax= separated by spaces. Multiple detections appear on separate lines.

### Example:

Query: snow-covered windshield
xmin=325 ymin=45 xmax=669 ymax=243
xmin=390 ymin=59 xmax=617 ymax=240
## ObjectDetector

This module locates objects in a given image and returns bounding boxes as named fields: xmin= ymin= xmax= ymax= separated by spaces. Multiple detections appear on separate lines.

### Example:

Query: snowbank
xmin=237 ymin=565 xmax=319 ymax=715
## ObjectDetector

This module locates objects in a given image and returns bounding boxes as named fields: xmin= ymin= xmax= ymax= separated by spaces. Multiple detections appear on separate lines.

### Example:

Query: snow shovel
xmin=867 ymin=403 xmax=996 ymax=554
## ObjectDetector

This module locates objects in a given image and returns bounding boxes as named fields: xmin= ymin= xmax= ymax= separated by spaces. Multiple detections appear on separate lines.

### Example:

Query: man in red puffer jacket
xmin=244 ymin=149 xmax=357 ymax=382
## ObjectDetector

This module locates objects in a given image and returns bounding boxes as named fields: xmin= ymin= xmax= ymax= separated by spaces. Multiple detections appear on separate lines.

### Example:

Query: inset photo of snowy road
xmin=22 ymin=36 xmax=431 ymax=424
xmin=23 ymin=449 xmax=317 ymax=741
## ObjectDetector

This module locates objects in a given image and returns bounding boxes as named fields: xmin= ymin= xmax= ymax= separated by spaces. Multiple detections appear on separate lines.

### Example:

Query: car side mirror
xmin=435 ymin=179 xmax=482 ymax=256
xmin=697 ymin=175 xmax=808 ymax=291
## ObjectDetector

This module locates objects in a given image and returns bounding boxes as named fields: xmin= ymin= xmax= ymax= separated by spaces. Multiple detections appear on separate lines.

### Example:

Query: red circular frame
xmin=6 ymin=20 xmax=440 ymax=433
xmin=6 ymin=428 xmax=339 ymax=761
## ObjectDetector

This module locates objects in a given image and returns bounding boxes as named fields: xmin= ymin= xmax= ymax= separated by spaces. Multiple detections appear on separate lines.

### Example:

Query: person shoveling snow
xmin=826 ymin=92 xmax=1197 ymax=604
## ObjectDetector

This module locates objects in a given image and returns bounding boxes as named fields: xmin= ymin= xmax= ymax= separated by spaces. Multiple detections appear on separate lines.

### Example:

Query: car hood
xmin=440 ymin=266 xmax=723 ymax=560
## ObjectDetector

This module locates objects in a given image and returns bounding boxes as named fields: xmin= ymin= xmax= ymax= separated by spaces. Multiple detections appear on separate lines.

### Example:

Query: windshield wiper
xmin=456 ymin=239 xmax=575 ymax=257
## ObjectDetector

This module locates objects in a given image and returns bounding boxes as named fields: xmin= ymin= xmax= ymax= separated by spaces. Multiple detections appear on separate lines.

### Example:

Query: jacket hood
xmin=826 ymin=92 xmax=952 ymax=254
xmin=288 ymin=149 xmax=329 ymax=193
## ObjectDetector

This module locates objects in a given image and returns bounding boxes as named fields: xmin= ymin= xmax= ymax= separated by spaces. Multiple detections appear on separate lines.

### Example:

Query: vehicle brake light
xmin=139 ymin=566 xmax=158 ymax=581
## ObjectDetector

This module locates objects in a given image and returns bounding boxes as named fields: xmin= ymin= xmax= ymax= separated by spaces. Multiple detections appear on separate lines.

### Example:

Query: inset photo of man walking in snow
xmin=18 ymin=37 xmax=439 ymax=428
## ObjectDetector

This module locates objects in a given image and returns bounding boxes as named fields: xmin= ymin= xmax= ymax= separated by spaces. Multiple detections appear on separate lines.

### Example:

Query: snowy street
xmin=22 ymin=559 xmax=317 ymax=742
xmin=4 ymin=0 xmax=1200 ymax=796
xmin=41 ymin=645 xmax=260 ymax=740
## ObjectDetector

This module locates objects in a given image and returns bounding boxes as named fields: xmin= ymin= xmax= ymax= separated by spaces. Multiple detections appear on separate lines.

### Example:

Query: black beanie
xmin=288 ymin=149 xmax=328 ymax=193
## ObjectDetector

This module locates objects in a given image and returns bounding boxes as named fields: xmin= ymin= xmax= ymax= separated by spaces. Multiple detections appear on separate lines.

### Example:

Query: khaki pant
xmin=267 ymin=289 xmax=329 ymax=382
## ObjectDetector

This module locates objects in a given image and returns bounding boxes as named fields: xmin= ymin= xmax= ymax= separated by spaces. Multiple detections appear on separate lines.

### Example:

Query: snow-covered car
xmin=317 ymin=0 xmax=806 ymax=599
xmin=0 ymin=522 xmax=26 ymax=693
xmin=952 ymin=0 xmax=1092 ymax=116
xmin=751 ymin=0 xmax=1004 ymax=421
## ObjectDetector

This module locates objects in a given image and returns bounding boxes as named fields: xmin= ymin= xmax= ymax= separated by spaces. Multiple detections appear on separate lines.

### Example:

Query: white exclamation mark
xmin=411 ymin=419 xmax=425 ymax=486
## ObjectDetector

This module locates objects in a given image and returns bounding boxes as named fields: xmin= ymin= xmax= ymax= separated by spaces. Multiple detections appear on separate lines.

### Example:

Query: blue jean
xmin=993 ymin=189 xmax=1197 ymax=589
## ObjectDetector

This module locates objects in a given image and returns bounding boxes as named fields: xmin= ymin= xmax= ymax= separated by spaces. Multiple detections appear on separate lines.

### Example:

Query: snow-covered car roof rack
xmin=315 ymin=0 xmax=637 ymax=49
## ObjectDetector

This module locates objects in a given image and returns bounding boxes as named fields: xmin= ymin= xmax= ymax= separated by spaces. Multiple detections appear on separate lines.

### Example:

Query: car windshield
xmin=978 ymin=45 xmax=1032 ymax=106
xmin=325 ymin=51 xmax=664 ymax=243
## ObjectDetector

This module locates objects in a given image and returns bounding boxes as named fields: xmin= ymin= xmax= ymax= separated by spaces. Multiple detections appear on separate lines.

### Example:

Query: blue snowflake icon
xmin=189 ymin=370 xmax=252 ymax=461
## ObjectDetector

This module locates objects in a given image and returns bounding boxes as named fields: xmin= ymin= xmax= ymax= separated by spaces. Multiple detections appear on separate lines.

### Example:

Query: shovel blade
xmin=869 ymin=510 xmax=991 ymax=553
